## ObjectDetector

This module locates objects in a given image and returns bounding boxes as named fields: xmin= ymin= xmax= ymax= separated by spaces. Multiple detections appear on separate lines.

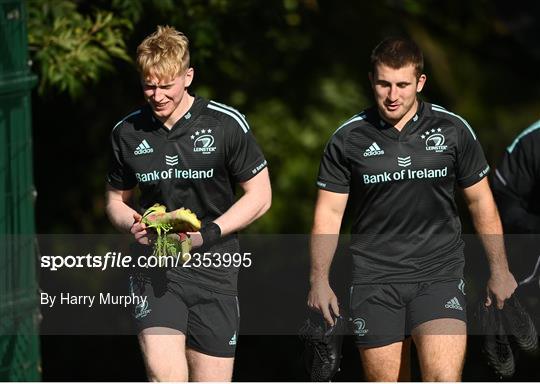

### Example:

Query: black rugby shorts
xmin=129 ymin=274 xmax=240 ymax=357
xmin=349 ymin=279 xmax=467 ymax=347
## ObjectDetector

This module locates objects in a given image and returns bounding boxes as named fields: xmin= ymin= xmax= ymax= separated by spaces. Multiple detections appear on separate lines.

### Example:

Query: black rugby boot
xmin=299 ymin=312 xmax=345 ymax=381
xmin=477 ymin=302 xmax=515 ymax=379
xmin=502 ymin=295 xmax=538 ymax=352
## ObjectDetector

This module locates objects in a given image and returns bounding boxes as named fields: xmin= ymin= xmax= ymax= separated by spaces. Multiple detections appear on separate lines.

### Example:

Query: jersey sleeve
xmin=225 ymin=115 xmax=267 ymax=183
xmin=492 ymin=129 xmax=540 ymax=233
xmin=455 ymin=121 xmax=489 ymax=188
xmin=496 ymin=131 xmax=539 ymax=200
xmin=106 ymin=126 xmax=138 ymax=190
xmin=316 ymin=130 xmax=350 ymax=193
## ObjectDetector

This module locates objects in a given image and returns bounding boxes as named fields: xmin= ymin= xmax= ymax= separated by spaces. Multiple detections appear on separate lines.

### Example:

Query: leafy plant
xmin=28 ymin=0 xmax=133 ymax=97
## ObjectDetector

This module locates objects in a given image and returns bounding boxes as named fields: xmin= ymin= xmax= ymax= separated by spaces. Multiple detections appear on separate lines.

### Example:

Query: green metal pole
xmin=0 ymin=0 xmax=40 ymax=380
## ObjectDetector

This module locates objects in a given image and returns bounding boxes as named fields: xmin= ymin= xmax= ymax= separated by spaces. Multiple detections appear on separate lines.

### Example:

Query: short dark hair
xmin=370 ymin=37 xmax=424 ymax=78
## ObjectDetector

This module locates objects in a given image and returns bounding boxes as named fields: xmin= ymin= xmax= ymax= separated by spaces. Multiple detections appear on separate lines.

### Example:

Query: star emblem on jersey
xmin=191 ymin=129 xmax=216 ymax=154
xmin=134 ymin=139 xmax=154 ymax=155
xmin=421 ymin=128 xmax=448 ymax=152
xmin=397 ymin=156 xmax=412 ymax=167
xmin=352 ymin=318 xmax=369 ymax=336
xmin=445 ymin=297 xmax=463 ymax=311
xmin=165 ymin=155 xmax=179 ymax=166
xmin=363 ymin=142 xmax=385 ymax=157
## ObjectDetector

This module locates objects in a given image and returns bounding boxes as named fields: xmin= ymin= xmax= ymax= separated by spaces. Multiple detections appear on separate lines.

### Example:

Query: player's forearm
xmin=309 ymin=218 xmax=341 ymax=285
xmin=309 ymin=190 xmax=348 ymax=286
xmin=213 ymin=187 xmax=271 ymax=237
xmin=309 ymin=235 xmax=339 ymax=286
xmin=480 ymin=234 xmax=510 ymax=275
xmin=106 ymin=199 xmax=138 ymax=233
xmin=468 ymin=198 xmax=511 ymax=274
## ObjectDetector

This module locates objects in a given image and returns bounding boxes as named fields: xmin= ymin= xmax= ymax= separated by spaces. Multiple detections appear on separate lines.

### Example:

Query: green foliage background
xmin=28 ymin=0 xmax=540 ymax=234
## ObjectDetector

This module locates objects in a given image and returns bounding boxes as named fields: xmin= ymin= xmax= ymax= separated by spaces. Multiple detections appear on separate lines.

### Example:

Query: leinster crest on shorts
xmin=352 ymin=318 xmax=369 ymax=336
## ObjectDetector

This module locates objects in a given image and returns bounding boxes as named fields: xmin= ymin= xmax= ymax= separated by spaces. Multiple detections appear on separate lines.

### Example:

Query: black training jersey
xmin=107 ymin=96 xmax=267 ymax=294
xmin=317 ymin=101 xmax=489 ymax=284
xmin=492 ymin=120 xmax=540 ymax=233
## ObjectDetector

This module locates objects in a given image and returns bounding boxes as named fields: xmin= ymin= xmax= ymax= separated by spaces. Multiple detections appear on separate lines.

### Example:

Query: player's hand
xmin=486 ymin=269 xmax=517 ymax=309
xmin=187 ymin=231 xmax=203 ymax=249
xmin=307 ymin=280 xmax=340 ymax=326
xmin=131 ymin=213 xmax=152 ymax=245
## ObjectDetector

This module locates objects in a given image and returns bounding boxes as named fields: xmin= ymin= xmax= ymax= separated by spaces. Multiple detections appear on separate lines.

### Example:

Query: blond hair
xmin=136 ymin=25 xmax=190 ymax=80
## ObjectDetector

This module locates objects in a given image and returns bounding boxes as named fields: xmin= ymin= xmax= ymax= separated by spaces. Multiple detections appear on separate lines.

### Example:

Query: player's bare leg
xmin=186 ymin=347 xmax=234 ymax=382
xmin=138 ymin=327 xmax=188 ymax=381
xmin=358 ymin=338 xmax=411 ymax=381
xmin=412 ymin=318 xmax=467 ymax=381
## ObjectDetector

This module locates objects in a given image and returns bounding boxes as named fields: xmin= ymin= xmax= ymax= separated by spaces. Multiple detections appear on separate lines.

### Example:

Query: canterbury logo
xmin=134 ymin=140 xmax=153 ymax=155
xmin=458 ymin=279 xmax=466 ymax=295
xmin=445 ymin=297 xmax=463 ymax=311
xmin=397 ymin=156 xmax=412 ymax=167
xmin=363 ymin=142 xmax=384 ymax=157
xmin=165 ymin=155 xmax=178 ymax=166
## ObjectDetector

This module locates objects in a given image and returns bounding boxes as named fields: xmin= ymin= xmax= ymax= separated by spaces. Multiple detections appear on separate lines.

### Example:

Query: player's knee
xmin=146 ymin=366 xmax=188 ymax=382
xmin=364 ymin=371 xmax=400 ymax=382
xmin=144 ymin=355 xmax=187 ymax=382
xmin=422 ymin=370 xmax=461 ymax=382
xmin=362 ymin=362 xmax=411 ymax=382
